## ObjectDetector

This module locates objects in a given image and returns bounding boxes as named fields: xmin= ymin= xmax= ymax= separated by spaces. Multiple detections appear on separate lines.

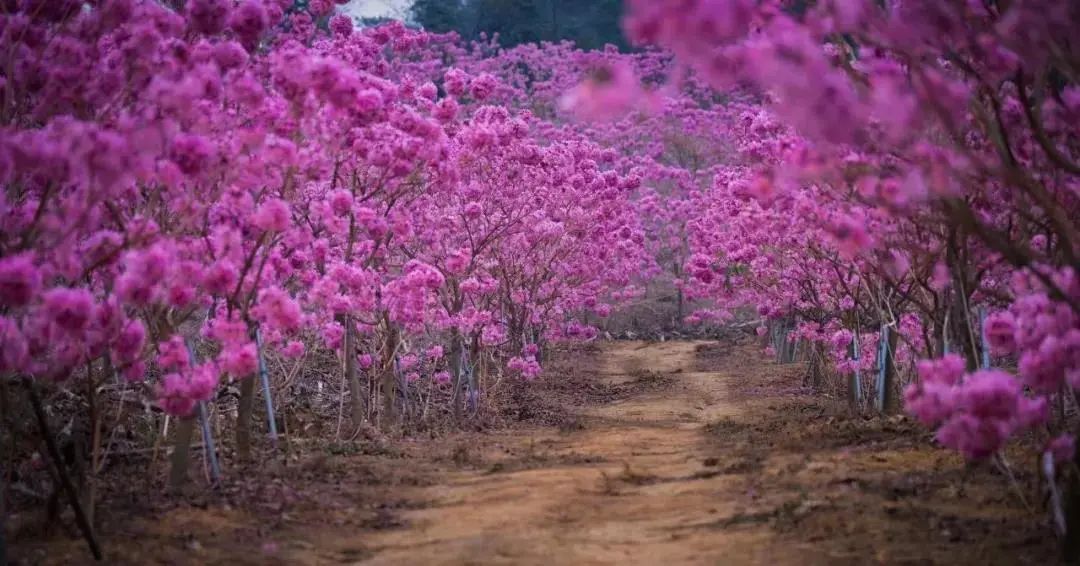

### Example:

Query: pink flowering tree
xmin=618 ymin=0 xmax=1080 ymax=548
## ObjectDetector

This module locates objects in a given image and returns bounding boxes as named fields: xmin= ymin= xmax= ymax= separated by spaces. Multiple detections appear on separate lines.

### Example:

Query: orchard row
xmin=2 ymin=0 xmax=1079 ymax=554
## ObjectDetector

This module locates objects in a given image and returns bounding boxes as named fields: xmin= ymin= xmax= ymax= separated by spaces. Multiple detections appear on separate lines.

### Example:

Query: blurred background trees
xmin=409 ymin=0 xmax=628 ymax=50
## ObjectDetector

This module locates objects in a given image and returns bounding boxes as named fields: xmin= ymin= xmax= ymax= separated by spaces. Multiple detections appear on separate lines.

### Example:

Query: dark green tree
xmin=473 ymin=0 xmax=543 ymax=45
xmin=409 ymin=0 xmax=467 ymax=34
xmin=409 ymin=0 xmax=628 ymax=51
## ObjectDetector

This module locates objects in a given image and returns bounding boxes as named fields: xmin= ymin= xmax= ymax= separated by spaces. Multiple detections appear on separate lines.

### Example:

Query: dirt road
xmin=20 ymin=340 xmax=1054 ymax=565
xmin=351 ymin=340 xmax=1051 ymax=566
xmin=358 ymin=340 xmax=800 ymax=565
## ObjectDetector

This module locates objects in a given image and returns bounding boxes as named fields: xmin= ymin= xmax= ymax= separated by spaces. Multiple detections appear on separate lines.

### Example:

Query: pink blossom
xmin=43 ymin=288 xmax=95 ymax=333
xmin=0 ymin=317 xmax=29 ymax=373
xmin=282 ymin=340 xmax=305 ymax=359
xmin=559 ymin=62 xmax=649 ymax=122
xmin=434 ymin=98 xmax=459 ymax=122
xmin=468 ymin=73 xmax=499 ymax=101
xmin=463 ymin=202 xmax=483 ymax=219
xmin=254 ymin=287 xmax=303 ymax=332
xmin=158 ymin=364 xmax=220 ymax=416
xmin=121 ymin=361 xmax=147 ymax=383
xmin=206 ymin=317 xmax=248 ymax=346
xmin=935 ymin=414 xmax=1010 ymax=460
xmin=219 ymin=342 xmax=259 ymax=378
xmin=959 ymin=370 xmax=1021 ymax=421
xmin=187 ymin=0 xmax=230 ymax=35
xmin=112 ymin=320 xmax=147 ymax=364
xmin=308 ymin=0 xmax=334 ymax=17
xmin=203 ymin=260 xmax=239 ymax=295
xmin=983 ymin=311 xmax=1017 ymax=354
xmin=444 ymin=68 xmax=469 ymax=97
xmin=253 ymin=198 xmax=291 ymax=233
xmin=328 ymin=190 xmax=353 ymax=216
xmin=930 ymin=261 xmax=951 ymax=291
xmin=904 ymin=382 xmax=956 ymax=427
xmin=829 ymin=215 xmax=873 ymax=258
xmin=356 ymin=89 xmax=384 ymax=115
xmin=159 ymin=373 xmax=198 ymax=417
xmin=167 ymin=282 xmax=198 ymax=308
xmin=321 ymin=322 xmax=344 ymax=350
xmin=228 ymin=0 xmax=269 ymax=46
xmin=157 ymin=336 xmax=190 ymax=372
xmin=171 ymin=133 xmax=216 ymax=176
xmin=916 ymin=354 xmax=966 ymax=386
xmin=0 ymin=255 xmax=41 ymax=308
xmin=186 ymin=363 xmax=220 ymax=401
xmin=329 ymin=14 xmax=353 ymax=37
xmin=212 ymin=41 xmax=249 ymax=70
xmin=445 ymin=250 xmax=470 ymax=274
xmin=884 ymin=250 xmax=911 ymax=280
xmin=507 ymin=355 xmax=541 ymax=379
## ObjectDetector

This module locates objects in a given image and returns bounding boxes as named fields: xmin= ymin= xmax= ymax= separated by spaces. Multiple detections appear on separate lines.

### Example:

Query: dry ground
xmin=9 ymin=339 xmax=1057 ymax=565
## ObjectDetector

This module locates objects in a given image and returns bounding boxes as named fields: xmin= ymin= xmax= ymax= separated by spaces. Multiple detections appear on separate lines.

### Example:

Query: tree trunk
xmin=1062 ymin=438 xmax=1080 ymax=561
xmin=1 ymin=379 xmax=9 ymax=566
xmin=235 ymin=375 xmax=255 ymax=462
xmin=848 ymin=332 xmax=862 ymax=409
xmin=949 ymin=294 xmax=978 ymax=370
xmin=945 ymin=232 xmax=980 ymax=371
xmin=881 ymin=327 xmax=900 ymax=414
xmin=26 ymin=380 xmax=102 ymax=561
xmin=379 ymin=322 xmax=399 ymax=429
xmin=235 ymin=326 xmax=264 ymax=462
xmin=168 ymin=416 xmax=197 ymax=490
xmin=85 ymin=364 xmax=102 ymax=527
xmin=508 ymin=309 xmax=523 ymax=354
xmin=1064 ymin=443 xmax=1080 ymax=564
xmin=467 ymin=334 xmax=481 ymax=414
xmin=449 ymin=328 xmax=465 ymax=422
xmin=813 ymin=342 xmax=825 ymax=389
xmin=344 ymin=317 xmax=365 ymax=428
xmin=0 ymin=497 xmax=6 ymax=566
xmin=674 ymin=261 xmax=684 ymax=329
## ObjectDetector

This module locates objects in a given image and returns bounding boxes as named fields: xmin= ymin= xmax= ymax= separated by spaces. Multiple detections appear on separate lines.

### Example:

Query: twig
xmin=0 ymin=503 xmax=6 ymax=566
xmin=994 ymin=451 xmax=1033 ymax=513
xmin=336 ymin=351 xmax=346 ymax=441
xmin=150 ymin=414 xmax=167 ymax=471
xmin=96 ymin=382 xmax=128 ymax=474
xmin=255 ymin=330 xmax=279 ymax=448
xmin=1043 ymin=451 xmax=1067 ymax=537
xmin=25 ymin=379 xmax=103 ymax=561
xmin=198 ymin=402 xmax=221 ymax=485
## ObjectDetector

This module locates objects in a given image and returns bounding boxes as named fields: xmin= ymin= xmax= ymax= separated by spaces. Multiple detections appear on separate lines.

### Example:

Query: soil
xmin=8 ymin=339 xmax=1058 ymax=565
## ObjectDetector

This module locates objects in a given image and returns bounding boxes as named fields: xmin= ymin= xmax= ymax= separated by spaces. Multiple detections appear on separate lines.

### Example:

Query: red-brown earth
xmin=9 ymin=339 xmax=1056 ymax=565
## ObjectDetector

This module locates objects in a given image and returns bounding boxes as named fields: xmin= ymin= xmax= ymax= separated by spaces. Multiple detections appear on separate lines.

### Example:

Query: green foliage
xmin=409 ymin=0 xmax=465 ymax=34
xmin=359 ymin=16 xmax=400 ymax=28
xmin=409 ymin=0 xmax=628 ymax=51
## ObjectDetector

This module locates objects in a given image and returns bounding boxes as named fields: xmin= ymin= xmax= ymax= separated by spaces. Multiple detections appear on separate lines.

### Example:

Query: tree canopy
xmin=410 ymin=0 xmax=628 ymax=50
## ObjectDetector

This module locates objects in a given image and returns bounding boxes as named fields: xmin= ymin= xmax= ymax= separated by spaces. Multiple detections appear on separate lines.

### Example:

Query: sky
xmin=340 ymin=0 xmax=410 ymax=20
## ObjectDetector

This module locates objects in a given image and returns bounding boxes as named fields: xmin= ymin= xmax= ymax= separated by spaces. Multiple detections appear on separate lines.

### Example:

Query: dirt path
xmin=355 ymin=341 xmax=807 ymax=565
xmin=19 ymin=339 xmax=1054 ymax=565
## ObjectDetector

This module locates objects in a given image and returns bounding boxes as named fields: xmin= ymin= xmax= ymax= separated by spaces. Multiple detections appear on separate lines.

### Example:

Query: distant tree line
xmin=409 ymin=0 xmax=627 ymax=50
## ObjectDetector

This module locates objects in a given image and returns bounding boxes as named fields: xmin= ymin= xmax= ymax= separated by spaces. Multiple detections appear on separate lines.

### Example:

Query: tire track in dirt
xmin=355 ymin=341 xmax=816 ymax=565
